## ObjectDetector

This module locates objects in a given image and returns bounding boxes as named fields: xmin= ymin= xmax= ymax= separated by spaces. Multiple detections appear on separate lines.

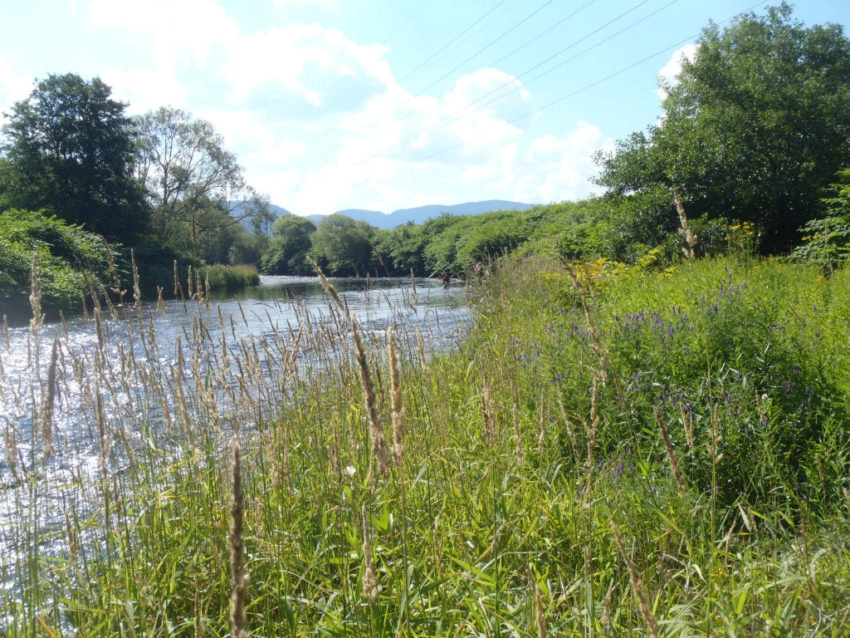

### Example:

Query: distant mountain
xmin=268 ymin=203 xmax=293 ymax=217
xmin=260 ymin=200 xmax=538 ymax=229
xmin=298 ymin=200 xmax=536 ymax=229
xmin=334 ymin=208 xmax=390 ymax=228
xmin=386 ymin=200 xmax=536 ymax=228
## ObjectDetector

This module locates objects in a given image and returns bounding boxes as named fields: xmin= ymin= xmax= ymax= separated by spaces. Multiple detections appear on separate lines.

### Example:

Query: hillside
xmin=296 ymin=200 xmax=536 ymax=229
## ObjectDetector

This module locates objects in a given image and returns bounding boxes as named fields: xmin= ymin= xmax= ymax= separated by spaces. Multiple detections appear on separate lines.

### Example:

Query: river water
xmin=0 ymin=275 xmax=470 ymax=624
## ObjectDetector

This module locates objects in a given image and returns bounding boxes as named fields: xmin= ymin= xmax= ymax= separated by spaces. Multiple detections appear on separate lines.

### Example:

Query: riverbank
xmin=3 ymin=254 xmax=850 ymax=635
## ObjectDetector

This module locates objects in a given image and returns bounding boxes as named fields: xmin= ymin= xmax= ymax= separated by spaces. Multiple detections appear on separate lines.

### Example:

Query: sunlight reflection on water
xmin=0 ymin=276 xmax=470 ymax=623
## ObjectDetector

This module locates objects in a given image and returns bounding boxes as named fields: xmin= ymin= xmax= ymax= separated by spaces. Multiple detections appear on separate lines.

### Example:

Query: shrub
xmin=0 ymin=209 xmax=110 ymax=319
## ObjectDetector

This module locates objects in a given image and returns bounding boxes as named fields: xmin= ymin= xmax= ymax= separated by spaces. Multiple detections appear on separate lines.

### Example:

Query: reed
xmin=39 ymin=336 xmax=58 ymax=463
xmin=309 ymin=257 xmax=389 ymax=483
xmin=656 ymin=407 xmax=686 ymax=493
xmin=230 ymin=440 xmax=249 ymax=638
xmin=360 ymin=505 xmax=379 ymax=604
xmin=388 ymin=326 xmax=406 ymax=465
xmin=610 ymin=520 xmax=659 ymax=638
xmin=1 ymin=254 xmax=849 ymax=636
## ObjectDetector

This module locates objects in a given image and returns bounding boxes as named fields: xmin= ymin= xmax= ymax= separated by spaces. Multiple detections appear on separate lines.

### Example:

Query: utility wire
xmin=396 ymin=1 xmax=506 ymax=85
xmin=294 ymin=0 xmax=510 ymax=166
xmin=474 ymin=1 xmax=681 ymax=112
xmin=301 ymin=1 xmax=432 ymax=127
xmin=489 ymin=0 xmax=597 ymax=68
xmin=349 ymin=0 xmax=669 ymax=166
xmin=301 ymin=0 xmax=652 ymax=169
xmin=411 ymin=0 xmax=555 ymax=98
xmin=415 ymin=0 xmax=769 ymax=163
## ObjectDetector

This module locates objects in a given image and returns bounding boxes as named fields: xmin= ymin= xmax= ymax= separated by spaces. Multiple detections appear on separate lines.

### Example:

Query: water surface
xmin=0 ymin=275 xmax=470 ymax=615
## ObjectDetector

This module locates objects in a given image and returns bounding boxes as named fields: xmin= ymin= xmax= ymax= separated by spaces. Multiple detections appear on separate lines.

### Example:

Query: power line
xmin=303 ymin=1 xmax=432 ymax=124
xmin=348 ymin=0 xmax=669 ymax=166
xmin=489 ymin=0 xmax=597 ymax=68
xmin=384 ymin=0 xmax=432 ymax=45
xmin=396 ymin=1 xmax=506 ymax=85
xmin=414 ymin=0 xmax=770 ymax=163
xmin=295 ymin=0 xmax=511 ymax=167
xmin=411 ymin=0 xmax=556 ymax=99
xmin=370 ymin=0 xmax=553 ymax=132
xmin=481 ymin=1 xmax=681 ymax=108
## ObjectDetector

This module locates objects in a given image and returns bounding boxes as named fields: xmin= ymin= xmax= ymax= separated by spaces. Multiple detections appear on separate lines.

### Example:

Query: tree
xmin=595 ymin=3 xmax=850 ymax=253
xmin=135 ymin=107 xmax=251 ymax=263
xmin=310 ymin=214 xmax=375 ymax=276
xmin=421 ymin=214 xmax=464 ymax=274
xmin=376 ymin=221 xmax=427 ymax=275
xmin=260 ymin=215 xmax=316 ymax=275
xmin=0 ymin=74 xmax=149 ymax=242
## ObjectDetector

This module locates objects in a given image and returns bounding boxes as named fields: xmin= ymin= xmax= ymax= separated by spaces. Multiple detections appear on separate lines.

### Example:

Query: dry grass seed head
xmin=40 ymin=336 xmax=59 ymax=462
xmin=482 ymin=377 xmax=495 ymax=444
xmin=388 ymin=326 xmax=406 ymax=465
xmin=361 ymin=506 xmax=379 ymax=604
xmin=230 ymin=440 xmax=250 ymax=637
xmin=610 ymin=521 xmax=659 ymax=638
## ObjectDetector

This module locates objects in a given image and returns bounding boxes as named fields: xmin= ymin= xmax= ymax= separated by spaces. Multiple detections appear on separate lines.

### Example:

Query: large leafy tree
xmin=134 ymin=107 xmax=253 ymax=264
xmin=260 ymin=215 xmax=316 ymax=275
xmin=0 ymin=74 xmax=149 ymax=242
xmin=596 ymin=3 xmax=850 ymax=253
xmin=310 ymin=214 xmax=375 ymax=276
xmin=377 ymin=221 xmax=427 ymax=275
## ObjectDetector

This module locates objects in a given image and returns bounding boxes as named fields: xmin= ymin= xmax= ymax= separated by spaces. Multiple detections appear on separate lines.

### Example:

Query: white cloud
xmin=331 ymin=68 xmax=528 ymax=171
xmin=88 ymin=0 xmax=239 ymax=71
xmin=222 ymin=23 xmax=391 ymax=107
xmin=101 ymin=67 xmax=187 ymax=114
xmin=444 ymin=68 xmax=531 ymax=116
xmin=514 ymin=121 xmax=611 ymax=203
xmin=268 ymin=117 xmax=609 ymax=215
xmin=74 ymin=0 xmax=610 ymax=215
xmin=274 ymin=0 xmax=335 ymax=7
xmin=0 ymin=56 xmax=33 ymax=107
xmin=657 ymin=44 xmax=697 ymax=100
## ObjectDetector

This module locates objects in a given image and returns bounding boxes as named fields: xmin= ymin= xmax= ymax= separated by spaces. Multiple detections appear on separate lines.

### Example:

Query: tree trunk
xmin=673 ymin=188 xmax=697 ymax=259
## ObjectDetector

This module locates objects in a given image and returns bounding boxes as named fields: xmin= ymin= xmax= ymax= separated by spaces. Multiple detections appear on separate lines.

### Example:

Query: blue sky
xmin=1 ymin=0 xmax=848 ymax=217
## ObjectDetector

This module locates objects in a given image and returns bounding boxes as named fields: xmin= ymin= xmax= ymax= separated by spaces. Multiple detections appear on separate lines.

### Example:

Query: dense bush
xmin=0 ymin=209 xmax=111 ymax=319
xmin=204 ymin=263 xmax=259 ymax=293
xmin=472 ymin=254 xmax=850 ymax=517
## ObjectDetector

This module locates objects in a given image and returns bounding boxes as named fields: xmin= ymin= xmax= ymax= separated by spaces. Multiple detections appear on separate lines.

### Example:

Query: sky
xmin=1 ymin=0 xmax=848 ymax=217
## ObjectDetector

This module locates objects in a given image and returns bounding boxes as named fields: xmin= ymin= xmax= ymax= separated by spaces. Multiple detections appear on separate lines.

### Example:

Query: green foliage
xmin=602 ymin=264 xmax=843 ymax=508
xmin=791 ymin=168 xmax=850 ymax=272
xmin=471 ymin=255 xmax=849 ymax=510
xmin=593 ymin=188 xmax=679 ymax=263
xmin=421 ymin=214 xmax=464 ymax=273
xmin=203 ymin=263 xmax=260 ymax=292
xmin=596 ymin=3 xmax=850 ymax=254
xmin=260 ymin=215 xmax=316 ymax=275
xmin=130 ymin=238 xmax=187 ymax=297
xmin=376 ymin=221 xmax=427 ymax=274
xmin=310 ymin=213 xmax=376 ymax=276
xmin=6 ymin=254 xmax=850 ymax=635
xmin=134 ymin=107 xmax=256 ymax=266
xmin=0 ymin=209 xmax=110 ymax=318
xmin=0 ymin=74 xmax=150 ymax=243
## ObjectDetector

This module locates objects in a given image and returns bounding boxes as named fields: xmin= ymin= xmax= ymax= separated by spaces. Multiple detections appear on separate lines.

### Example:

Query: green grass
xmin=2 ymin=254 xmax=850 ymax=635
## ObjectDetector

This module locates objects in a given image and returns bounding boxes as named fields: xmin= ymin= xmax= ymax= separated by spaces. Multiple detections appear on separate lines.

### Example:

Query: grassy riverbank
xmin=4 ymin=254 xmax=850 ymax=636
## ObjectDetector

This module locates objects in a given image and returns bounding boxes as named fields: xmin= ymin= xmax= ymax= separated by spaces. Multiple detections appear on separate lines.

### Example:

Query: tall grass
xmin=1 ymin=253 xmax=849 ymax=635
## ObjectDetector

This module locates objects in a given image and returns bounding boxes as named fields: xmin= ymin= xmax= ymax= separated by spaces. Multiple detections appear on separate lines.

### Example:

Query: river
xmin=0 ymin=275 xmax=471 ymax=623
